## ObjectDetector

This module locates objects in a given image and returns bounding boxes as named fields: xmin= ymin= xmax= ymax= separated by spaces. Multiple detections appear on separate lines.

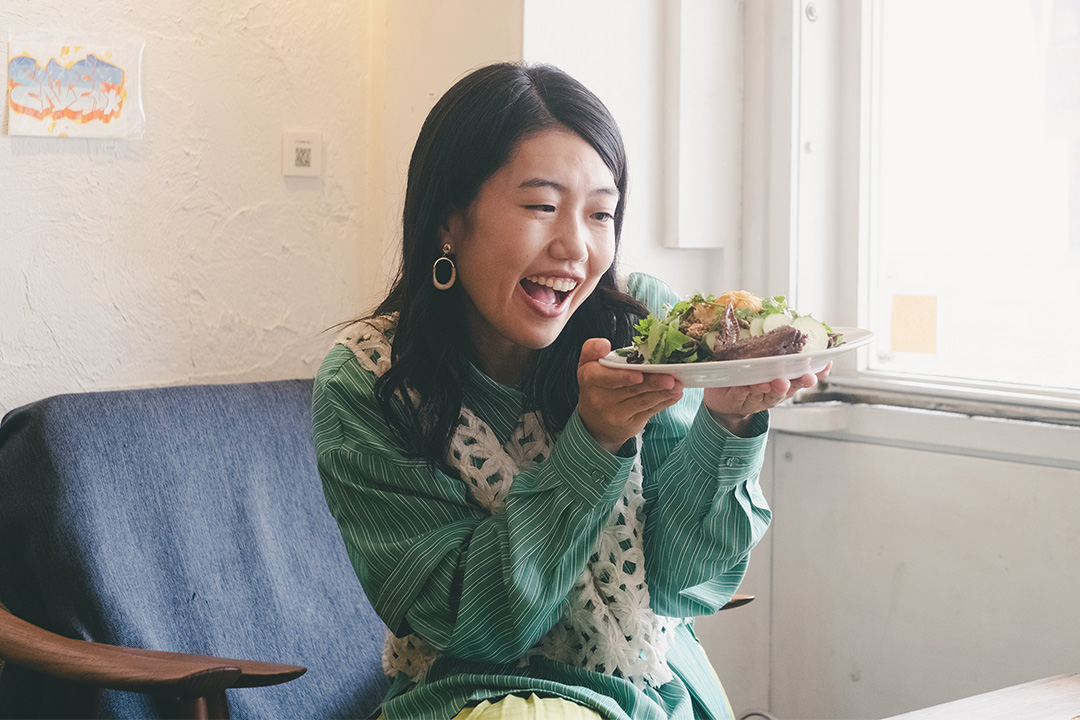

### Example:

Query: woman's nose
xmin=549 ymin=215 xmax=589 ymax=263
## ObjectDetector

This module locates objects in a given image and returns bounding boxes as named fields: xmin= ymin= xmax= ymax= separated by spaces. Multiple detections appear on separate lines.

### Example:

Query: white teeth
xmin=525 ymin=276 xmax=579 ymax=293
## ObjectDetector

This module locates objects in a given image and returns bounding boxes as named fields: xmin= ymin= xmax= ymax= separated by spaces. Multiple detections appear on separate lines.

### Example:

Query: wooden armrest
xmin=0 ymin=606 xmax=305 ymax=696
xmin=720 ymin=593 xmax=754 ymax=611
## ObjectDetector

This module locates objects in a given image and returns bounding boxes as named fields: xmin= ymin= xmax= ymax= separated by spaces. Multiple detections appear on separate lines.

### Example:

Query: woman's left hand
xmin=704 ymin=362 xmax=832 ymax=436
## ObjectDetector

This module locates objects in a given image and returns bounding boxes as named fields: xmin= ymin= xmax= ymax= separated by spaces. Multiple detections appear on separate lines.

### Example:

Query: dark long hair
xmin=370 ymin=62 xmax=646 ymax=466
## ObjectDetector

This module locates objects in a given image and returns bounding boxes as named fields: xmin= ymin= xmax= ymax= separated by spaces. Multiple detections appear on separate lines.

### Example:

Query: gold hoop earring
xmin=432 ymin=243 xmax=456 ymax=290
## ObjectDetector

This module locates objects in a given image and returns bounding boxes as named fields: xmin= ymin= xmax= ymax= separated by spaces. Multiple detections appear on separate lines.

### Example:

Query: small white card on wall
xmin=282 ymin=130 xmax=322 ymax=177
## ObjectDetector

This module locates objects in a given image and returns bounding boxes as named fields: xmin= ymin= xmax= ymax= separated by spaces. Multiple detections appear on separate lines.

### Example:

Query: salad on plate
xmin=618 ymin=290 xmax=843 ymax=365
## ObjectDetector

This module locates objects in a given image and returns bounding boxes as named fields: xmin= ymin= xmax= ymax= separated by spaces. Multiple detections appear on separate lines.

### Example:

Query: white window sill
xmin=771 ymin=396 xmax=1080 ymax=472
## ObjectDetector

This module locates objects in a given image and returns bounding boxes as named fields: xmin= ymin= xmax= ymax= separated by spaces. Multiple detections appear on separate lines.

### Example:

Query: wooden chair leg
xmin=177 ymin=691 xmax=229 ymax=719
xmin=178 ymin=696 xmax=208 ymax=720
xmin=205 ymin=690 xmax=229 ymax=719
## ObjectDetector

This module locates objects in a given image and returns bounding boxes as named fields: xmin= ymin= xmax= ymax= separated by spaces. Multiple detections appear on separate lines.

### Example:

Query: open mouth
xmin=521 ymin=275 xmax=579 ymax=306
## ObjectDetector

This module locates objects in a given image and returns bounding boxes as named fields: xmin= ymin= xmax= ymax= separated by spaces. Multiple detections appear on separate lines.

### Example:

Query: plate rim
xmin=598 ymin=326 xmax=875 ymax=373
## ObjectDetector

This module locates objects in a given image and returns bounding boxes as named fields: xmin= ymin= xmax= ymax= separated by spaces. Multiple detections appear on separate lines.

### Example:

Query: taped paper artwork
xmin=6 ymin=33 xmax=145 ymax=138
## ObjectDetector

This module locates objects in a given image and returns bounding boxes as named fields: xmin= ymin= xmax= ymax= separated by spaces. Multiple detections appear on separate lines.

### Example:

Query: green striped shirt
xmin=312 ymin=273 xmax=772 ymax=720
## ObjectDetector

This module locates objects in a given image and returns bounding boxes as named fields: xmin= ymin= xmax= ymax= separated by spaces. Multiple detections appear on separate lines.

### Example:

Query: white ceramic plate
xmin=598 ymin=327 xmax=875 ymax=388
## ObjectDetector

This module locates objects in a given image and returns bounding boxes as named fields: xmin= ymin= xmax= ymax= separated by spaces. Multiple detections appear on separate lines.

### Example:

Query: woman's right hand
xmin=577 ymin=338 xmax=684 ymax=454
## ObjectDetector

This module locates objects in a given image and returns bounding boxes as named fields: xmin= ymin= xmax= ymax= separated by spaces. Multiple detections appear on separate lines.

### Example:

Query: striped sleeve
xmin=626 ymin=273 xmax=773 ymax=618
xmin=311 ymin=344 xmax=635 ymax=663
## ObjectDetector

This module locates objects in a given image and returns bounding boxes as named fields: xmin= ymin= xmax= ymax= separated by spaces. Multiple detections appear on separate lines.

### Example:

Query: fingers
xmin=578 ymin=337 xmax=612 ymax=366
xmin=585 ymin=368 xmax=644 ymax=390
xmin=626 ymin=390 xmax=684 ymax=427
xmin=742 ymin=377 xmax=792 ymax=405
xmin=619 ymin=380 xmax=683 ymax=416
xmin=585 ymin=374 xmax=681 ymax=419
xmin=704 ymin=363 xmax=830 ymax=420
xmin=577 ymin=337 xmax=685 ymax=452
xmin=704 ymin=377 xmax=792 ymax=417
xmin=577 ymin=337 xmax=657 ymax=390
xmin=578 ymin=357 xmax=677 ymax=393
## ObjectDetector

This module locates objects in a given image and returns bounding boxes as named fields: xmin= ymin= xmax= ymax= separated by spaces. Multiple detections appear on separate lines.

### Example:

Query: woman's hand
xmin=577 ymin=338 xmax=684 ymax=454
xmin=704 ymin=362 xmax=832 ymax=436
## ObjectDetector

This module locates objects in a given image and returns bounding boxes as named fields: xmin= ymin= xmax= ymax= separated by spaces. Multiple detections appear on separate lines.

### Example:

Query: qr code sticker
xmin=294 ymin=146 xmax=312 ymax=168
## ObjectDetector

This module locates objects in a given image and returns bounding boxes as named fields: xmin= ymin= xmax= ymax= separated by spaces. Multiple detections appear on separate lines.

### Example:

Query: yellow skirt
xmin=379 ymin=692 xmax=604 ymax=719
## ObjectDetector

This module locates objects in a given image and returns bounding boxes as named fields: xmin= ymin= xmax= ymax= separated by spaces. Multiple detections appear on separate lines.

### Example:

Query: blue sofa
xmin=0 ymin=380 xmax=390 ymax=718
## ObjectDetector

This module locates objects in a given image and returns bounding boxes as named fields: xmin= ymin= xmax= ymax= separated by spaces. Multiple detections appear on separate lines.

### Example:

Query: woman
xmin=313 ymin=62 xmax=823 ymax=720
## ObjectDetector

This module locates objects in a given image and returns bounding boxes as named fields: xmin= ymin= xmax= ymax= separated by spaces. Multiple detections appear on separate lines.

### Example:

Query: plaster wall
xmin=0 ymin=1 xmax=373 ymax=416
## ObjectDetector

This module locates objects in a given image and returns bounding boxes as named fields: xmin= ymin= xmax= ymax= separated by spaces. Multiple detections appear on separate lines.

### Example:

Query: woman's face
xmin=442 ymin=128 xmax=619 ymax=384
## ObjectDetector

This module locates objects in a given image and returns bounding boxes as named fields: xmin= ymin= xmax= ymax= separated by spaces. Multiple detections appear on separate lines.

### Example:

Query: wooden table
xmin=883 ymin=674 xmax=1080 ymax=719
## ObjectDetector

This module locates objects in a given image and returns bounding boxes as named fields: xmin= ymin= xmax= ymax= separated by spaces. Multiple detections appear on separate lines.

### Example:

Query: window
xmin=867 ymin=0 xmax=1079 ymax=392
xmin=789 ymin=0 xmax=1080 ymax=414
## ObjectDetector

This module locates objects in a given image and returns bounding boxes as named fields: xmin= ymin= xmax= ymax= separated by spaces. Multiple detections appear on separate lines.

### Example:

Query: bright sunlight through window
xmin=867 ymin=0 xmax=1080 ymax=392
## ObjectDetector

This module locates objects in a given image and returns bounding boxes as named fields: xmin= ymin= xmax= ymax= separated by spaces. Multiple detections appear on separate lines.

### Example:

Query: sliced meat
xmin=712 ymin=303 xmax=741 ymax=351
xmin=713 ymin=325 xmax=807 ymax=360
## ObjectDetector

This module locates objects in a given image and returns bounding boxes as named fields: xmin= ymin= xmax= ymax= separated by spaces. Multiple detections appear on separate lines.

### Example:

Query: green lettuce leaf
xmin=632 ymin=313 xmax=699 ymax=364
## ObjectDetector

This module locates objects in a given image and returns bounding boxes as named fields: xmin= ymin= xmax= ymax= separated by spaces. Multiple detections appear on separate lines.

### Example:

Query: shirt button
xmin=725 ymin=457 xmax=741 ymax=468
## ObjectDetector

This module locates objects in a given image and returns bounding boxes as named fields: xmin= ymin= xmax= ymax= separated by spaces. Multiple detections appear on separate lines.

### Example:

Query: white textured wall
xmin=0 ymin=1 xmax=371 ymax=416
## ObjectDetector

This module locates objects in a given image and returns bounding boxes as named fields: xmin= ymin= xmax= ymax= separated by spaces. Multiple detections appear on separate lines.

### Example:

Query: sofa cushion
xmin=0 ymin=379 xmax=389 ymax=718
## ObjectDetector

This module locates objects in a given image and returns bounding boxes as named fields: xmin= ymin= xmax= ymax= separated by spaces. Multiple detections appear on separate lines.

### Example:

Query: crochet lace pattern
xmin=336 ymin=317 xmax=680 ymax=689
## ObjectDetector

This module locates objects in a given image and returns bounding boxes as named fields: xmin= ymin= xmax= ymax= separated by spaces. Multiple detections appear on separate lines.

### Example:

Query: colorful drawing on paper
xmin=6 ymin=34 xmax=145 ymax=138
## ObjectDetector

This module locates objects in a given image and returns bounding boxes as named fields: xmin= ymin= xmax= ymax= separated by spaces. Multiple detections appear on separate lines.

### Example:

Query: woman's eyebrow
xmin=518 ymin=177 xmax=619 ymax=197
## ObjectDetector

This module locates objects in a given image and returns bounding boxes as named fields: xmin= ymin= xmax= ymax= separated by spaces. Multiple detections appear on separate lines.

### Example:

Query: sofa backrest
xmin=0 ymin=379 xmax=390 ymax=718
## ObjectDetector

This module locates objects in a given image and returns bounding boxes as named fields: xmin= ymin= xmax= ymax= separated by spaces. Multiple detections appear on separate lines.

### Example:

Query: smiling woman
xmin=311 ymin=62 xmax=820 ymax=720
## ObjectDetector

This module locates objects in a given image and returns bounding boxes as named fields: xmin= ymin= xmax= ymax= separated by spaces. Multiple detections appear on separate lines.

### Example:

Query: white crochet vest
xmin=337 ymin=316 xmax=681 ymax=689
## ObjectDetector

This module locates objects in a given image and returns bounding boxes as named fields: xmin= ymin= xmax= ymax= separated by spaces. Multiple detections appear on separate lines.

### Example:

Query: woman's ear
xmin=439 ymin=208 xmax=464 ymax=247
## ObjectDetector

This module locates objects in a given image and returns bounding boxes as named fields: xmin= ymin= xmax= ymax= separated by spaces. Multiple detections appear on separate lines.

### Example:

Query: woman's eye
xmin=525 ymin=204 xmax=556 ymax=213
xmin=592 ymin=211 xmax=615 ymax=222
